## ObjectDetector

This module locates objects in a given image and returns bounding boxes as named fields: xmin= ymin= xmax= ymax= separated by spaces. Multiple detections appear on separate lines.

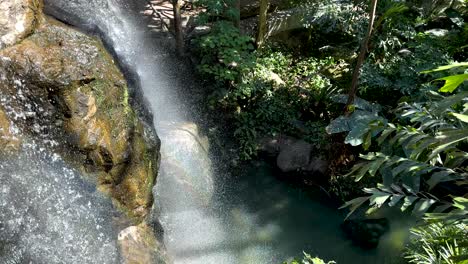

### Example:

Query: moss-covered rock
xmin=0 ymin=2 xmax=159 ymax=220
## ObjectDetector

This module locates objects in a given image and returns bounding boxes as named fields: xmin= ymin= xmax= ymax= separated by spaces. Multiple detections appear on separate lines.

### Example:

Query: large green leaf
xmin=412 ymin=199 xmax=436 ymax=216
xmin=420 ymin=62 xmax=468 ymax=73
xmin=426 ymin=170 xmax=464 ymax=189
xmin=430 ymin=91 xmax=468 ymax=116
xmin=436 ymin=74 xmax=468 ymax=93
xmin=401 ymin=196 xmax=418 ymax=211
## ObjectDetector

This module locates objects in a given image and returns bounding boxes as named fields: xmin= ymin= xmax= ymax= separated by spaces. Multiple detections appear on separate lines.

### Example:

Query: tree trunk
xmin=172 ymin=0 xmax=184 ymax=56
xmin=256 ymin=0 xmax=269 ymax=48
xmin=345 ymin=0 xmax=378 ymax=113
xmin=234 ymin=0 xmax=241 ymax=28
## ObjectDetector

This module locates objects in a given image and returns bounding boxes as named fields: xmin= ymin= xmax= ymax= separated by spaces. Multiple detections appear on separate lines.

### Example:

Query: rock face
xmin=0 ymin=0 xmax=160 ymax=219
xmin=0 ymin=0 xmax=41 ymax=49
xmin=0 ymin=0 xmax=169 ymax=262
xmin=0 ymin=106 xmax=21 ymax=155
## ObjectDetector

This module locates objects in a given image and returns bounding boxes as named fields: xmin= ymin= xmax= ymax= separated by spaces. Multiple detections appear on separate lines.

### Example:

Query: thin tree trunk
xmin=256 ymin=0 xmax=269 ymax=48
xmin=345 ymin=0 xmax=378 ymax=113
xmin=172 ymin=0 xmax=184 ymax=56
xmin=234 ymin=0 xmax=241 ymax=28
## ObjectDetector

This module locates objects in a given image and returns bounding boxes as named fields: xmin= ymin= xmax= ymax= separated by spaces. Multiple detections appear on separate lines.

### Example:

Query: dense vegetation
xmin=176 ymin=0 xmax=468 ymax=262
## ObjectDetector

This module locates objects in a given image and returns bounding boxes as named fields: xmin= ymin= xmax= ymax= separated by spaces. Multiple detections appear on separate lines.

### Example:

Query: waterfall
xmin=36 ymin=1 xmax=413 ymax=263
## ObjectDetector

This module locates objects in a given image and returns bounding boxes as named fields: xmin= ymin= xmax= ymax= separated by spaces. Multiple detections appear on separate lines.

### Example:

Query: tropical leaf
xmin=452 ymin=113 xmax=468 ymax=123
xmin=420 ymin=62 xmax=468 ymax=73
xmin=436 ymin=74 xmax=468 ymax=93
xmin=339 ymin=196 xmax=370 ymax=220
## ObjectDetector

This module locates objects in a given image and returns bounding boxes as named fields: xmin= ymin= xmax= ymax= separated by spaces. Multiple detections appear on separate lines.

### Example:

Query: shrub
xmin=195 ymin=21 xmax=255 ymax=84
xmin=405 ymin=222 xmax=468 ymax=264
xmin=219 ymin=48 xmax=340 ymax=159
xmin=283 ymin=252 xmax=336 ymax=264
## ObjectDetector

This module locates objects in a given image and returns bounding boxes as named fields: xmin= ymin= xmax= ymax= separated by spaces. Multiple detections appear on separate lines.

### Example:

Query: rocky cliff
xmin=0 ymin=0 xmax=168 ymax=262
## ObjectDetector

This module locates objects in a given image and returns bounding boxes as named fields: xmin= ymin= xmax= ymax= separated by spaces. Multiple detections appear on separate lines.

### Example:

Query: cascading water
xmin=34 ymin=1 xmax=413 ymax=263
xmin=0 ymin=75 xmax=120 ymax=263
xmin=0 ymin=141 xmax=120 ymax=263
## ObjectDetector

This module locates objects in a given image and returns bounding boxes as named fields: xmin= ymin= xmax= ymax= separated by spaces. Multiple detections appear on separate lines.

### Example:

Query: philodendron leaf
xmin=436 ymin=74 xmax=468 ymax=93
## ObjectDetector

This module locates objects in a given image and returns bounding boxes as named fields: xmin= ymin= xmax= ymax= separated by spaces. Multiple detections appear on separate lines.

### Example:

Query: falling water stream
xmin=1 ymin=1 xmax=414 ymax=263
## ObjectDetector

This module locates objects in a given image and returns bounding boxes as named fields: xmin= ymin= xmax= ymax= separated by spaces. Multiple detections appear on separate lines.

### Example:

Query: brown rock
xmin=0 ymin=107 xmax=21 ymax=154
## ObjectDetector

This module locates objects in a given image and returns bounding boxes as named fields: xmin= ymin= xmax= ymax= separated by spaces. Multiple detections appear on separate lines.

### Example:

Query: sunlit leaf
xmin=435 ymin=74 xmax=468 ymax=93
xmin=420 ymin=62 xmax=468 ymax=73
xmin=412 ymin=199 xmax=436 ymax=216
xmin=401 ymin=196 xmax=418 ymax=211
xmin=452 ymin=113 xmax=468 ymax=123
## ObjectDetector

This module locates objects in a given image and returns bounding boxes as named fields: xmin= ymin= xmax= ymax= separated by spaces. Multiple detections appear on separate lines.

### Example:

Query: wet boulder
xmin=0 ymin=3 xmax=160 ymax=220
xmin=259 ymin=135 xmax=328 ymax=175
xmin=277 ymin=139 xmax=313 ymax=172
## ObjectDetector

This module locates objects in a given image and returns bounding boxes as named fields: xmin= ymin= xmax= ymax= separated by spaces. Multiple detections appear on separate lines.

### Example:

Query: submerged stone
xmin=341 ymin=218 xmax=390 ymax=249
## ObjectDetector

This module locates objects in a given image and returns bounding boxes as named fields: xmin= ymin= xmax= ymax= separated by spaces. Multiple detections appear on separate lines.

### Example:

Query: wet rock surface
xmin=0 ymin=7 xmax=159 ymax=219
xmin=0 ymin=0 xmax=41 ymax=49
xmin=1 ymin=0 xmax=166 ymax=262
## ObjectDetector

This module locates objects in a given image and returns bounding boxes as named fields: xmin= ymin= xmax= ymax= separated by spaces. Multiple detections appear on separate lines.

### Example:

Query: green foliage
xmin=359 ymin=1 xmax=466 ymax=103
xmin=283 ymin=252 xmax=336 ymax=264
xmin=404 ymin=222 xmax=468 ymax=264
xmin=330 ymin=64 xmax=468 ymax=220
xmin=194 ymin=0 xmax=239 ymax=23
xmin=220 ymin=49 xmax=340 ymax=159
xmin=195 ymin=21 xmax=254 ymax=83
